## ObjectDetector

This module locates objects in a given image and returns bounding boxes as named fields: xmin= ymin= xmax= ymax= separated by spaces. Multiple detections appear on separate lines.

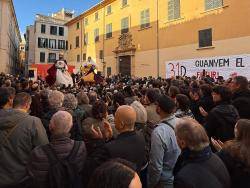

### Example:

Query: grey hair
xmin=48 ymin=90 xmax=64 ymax=109
xmin=77 ymin=91 xmax=89 ymax=105
xmin=49 ymin=111 xmax=73 ymax=135
xmin=63 ymin=93 xmax=78 ymax=110
xmin=176 ymin=118 xmax=210 ymax=151
xmin=130 ymin=101 xmax=147 ymax=124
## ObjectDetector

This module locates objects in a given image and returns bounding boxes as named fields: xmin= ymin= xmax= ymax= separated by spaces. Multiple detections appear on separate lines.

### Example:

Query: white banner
xmin=166 ymin=54 xmax=250 ymax=79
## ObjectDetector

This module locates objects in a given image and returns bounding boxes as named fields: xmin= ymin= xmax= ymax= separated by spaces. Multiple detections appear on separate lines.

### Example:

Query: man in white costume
xmin=46 ymin=53 xmax=73 ymax=87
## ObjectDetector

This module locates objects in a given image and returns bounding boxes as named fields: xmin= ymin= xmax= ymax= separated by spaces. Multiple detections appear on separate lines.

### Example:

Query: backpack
xmin=41 ymin=141 xmax=82 ymax=188
xmin=143 ymin=120 xmax=174 ymax=162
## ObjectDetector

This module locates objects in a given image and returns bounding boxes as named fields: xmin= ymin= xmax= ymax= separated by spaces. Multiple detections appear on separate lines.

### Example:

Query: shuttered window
xmin=205 ymin=0 xmax=223 ymax=10
xmin=168 ymin=0 xmax=180 ymax=21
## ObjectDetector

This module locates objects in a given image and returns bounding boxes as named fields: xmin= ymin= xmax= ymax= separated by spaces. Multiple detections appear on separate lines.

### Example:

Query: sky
xmin=13 ymin=0 xmax=100 ymax=36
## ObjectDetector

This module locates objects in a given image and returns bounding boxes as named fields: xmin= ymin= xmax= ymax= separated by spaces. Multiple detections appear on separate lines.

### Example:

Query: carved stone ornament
xmin=115 ymin=32 xmax=136 ymax=52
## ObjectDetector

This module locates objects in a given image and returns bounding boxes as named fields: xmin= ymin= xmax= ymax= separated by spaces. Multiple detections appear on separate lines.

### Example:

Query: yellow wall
xmin=66 ymin=0 xmax=250 ymax=77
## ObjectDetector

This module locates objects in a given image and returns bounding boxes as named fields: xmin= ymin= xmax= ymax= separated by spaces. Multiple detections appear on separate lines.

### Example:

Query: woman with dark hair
xmin=82 ymin=100 xmax=114 ymax=142
xmin=168 ymin=86 xmax=180 ymax=101
xmin=88 ymin=160 xmax=142 ymax=188
xmin=212 ymin=119 xmax=250 ymax=188
xmin=175 ymin=94 xmax=194 ymax=118
xmin=92 ymin=100 xmax=108 ymax=121
xmin=199 ymin=84 xmax=214 ymax=113
xmin=204 ymin=86 xmax=239 ymax=142
xmin=189 ymin=88 xmax=204 ymax=124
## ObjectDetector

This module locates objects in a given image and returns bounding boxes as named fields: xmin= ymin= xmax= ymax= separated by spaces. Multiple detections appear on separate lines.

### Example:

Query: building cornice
xmin=65 ymin=0 xmax=116 ymax=26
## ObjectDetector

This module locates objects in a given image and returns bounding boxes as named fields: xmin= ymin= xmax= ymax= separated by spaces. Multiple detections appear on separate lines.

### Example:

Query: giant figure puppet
xmin=46 ymin=53 xmax=73 ymax=87
xmin=80 ymin=56 xmax=103 ymax=83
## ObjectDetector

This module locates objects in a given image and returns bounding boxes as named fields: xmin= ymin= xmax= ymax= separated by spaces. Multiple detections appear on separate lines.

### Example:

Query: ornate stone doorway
xmin=113 ymin=33 xmax=136 ymax=76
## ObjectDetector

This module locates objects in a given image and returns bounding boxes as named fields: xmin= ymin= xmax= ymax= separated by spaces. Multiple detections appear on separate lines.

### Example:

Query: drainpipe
xmin=156 ymin=0 xmax=160 ymax=78
xmin=103 ymin=5 xmax=106 ymax=77
xmin=80 ymin=18 xmax=83 ymax=70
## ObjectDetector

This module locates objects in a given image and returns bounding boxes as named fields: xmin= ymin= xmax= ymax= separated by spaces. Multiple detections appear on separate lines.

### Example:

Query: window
xmin=199 ymin=28 xmax=212 ymax=48
xmin=77 ymin=55 xmax=80 ymax=62
xmin=70 ymin=44 xmax=72 ymax=50
xmin=121 ymin=17 xmax=129 ymax=34
xmin=140 ymin=9 xmax=150 ymax=29
xmin=41 ymin=24 xmax=46 ymax=34
xmin=84 ymin=18 xmax=89 ymax=26
xmin=50 ymin=26 xmax=57 ymax=35
xmin=48 ymin=53 xmax=56 ymax=63
xmin=107 ymin=67 xmax=112 ymax=76
xmin=58 ymin=40 xmax=65 ymax=49
xmin=38 ymin=38 xmax=48 ymax=48
xmin=76 ymin=36 xmax=79 ymax=48
xmin=205 ymin=0 xmax=223 ymax=11
xmin=40 ymin=52 xmax=45 ymax=63
xmin=122 ymin=0 xmax=128 ymax=7
xmin=107 ymin=5 xmax=112 ymax=15
xmin=106 ymin=23 xmax=112 ymax=39
xmin=49 ymin=39 xmax=56 ymax=49
xmin=84 ymin=33 xmax=88 ymax=45
xmin=59 ymin=27 xmax=64 ymax=36
xmin=95 ymin=12 xmax=99 ymax=21
xmin=83 ymin=53 xmax=86 ymax=61
xmin=168 ymin=0 xmax=180 ymax=21
xmin=94 ymin=28 xmax=99 ymax=42
xmin=99 ymin=50 xmax=104 ymax=59
xmin=76 ymin=22 xmax=80 ymax=29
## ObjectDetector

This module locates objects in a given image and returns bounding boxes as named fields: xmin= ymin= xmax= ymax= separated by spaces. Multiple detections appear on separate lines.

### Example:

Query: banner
xmin=31 ymin=64 xmax=75 ymax=78
xmin=166 ymin=54 xmax=250 ymax=79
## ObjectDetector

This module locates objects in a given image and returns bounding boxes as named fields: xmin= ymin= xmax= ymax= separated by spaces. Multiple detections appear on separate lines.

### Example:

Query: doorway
xmin=119 ymin=56 xmax=131 ymax=76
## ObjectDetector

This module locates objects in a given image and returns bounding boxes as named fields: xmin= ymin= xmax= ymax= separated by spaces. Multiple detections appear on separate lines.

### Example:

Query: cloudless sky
xmin=13 ymin=0 xmax=101 ymax=36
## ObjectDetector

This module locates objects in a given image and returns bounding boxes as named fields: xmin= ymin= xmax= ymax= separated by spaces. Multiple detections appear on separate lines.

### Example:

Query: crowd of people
xmin=0 ymin=72 xmax=250 ymax=188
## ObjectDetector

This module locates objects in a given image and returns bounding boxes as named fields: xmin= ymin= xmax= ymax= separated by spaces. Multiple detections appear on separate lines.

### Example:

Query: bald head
xmin=115 ymin=105 xmax=136 ymax=132
xmin=49 ymin=111 xmax=73 ymax=135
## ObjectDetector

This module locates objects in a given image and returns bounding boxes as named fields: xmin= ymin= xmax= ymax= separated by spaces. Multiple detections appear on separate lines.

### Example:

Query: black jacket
xmin=232 ymin=89 xmax=250 ymax=100
xmin=82 ymin=131 xmax=146 ymax=186
xmin=190 ymin=100 xmax=204 ymax=124
xmin=232 ymin=89 xmax=250 ymax=119
xmin=199 ymin=95 xmax=214 ymax=113
xmin=204 ymin=103 xmax=239 ymax=142
xmin=217 ymin=150 xmax=250 ymax=188
xmin=104 ymin=131 xmax=146 ymax=171
xmin=174 ymin=147 xmax=231 ymax=188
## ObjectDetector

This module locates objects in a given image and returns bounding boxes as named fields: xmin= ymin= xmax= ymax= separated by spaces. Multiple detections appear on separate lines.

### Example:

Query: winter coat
xmin=174 ymin=147 xmax=231 ymax=188
xmin=27 ymin=134 xmax=86 ymax=188
xmin=82 ymin=131 xmax=146 ymax=186
xmin=199 ymin=95 xmax=214 ymax=113
xmin=204 ymin=103 xmax=239 ymax=142
xmin=0 ymin=109 xmax=48 ymax=187
xmin=217 ymin=149 xmax=250 ymax=188
xmin=190 ymin=100 xmax=204 ymax=124
xmin=232 ymin=89 xmax=250 ymax=119
xmin=30 ymin=91 xmax=43 ymax=119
